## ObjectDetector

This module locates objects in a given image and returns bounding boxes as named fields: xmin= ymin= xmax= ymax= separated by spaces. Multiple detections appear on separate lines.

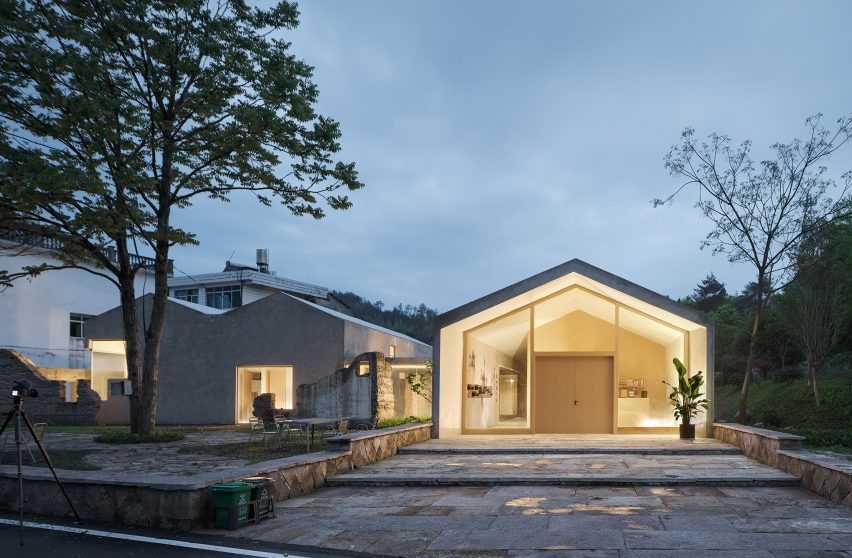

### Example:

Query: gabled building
xmin=86 ymin=291 xmax=431 ymax=424
xmin=433 ymin=259 xmax=714 ymax=438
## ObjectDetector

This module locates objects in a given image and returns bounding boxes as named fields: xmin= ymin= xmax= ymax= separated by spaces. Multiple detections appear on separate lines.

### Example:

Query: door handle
xmin=574 ymin=400 xmax=579 ymax=405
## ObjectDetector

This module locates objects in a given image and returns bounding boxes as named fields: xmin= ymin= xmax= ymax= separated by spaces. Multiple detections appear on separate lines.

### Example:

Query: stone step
xmin=327 ymin=452 xmax=799 ymax=488
xmin=398 ymin=446 xmax=742 ymax=456
xmin=325 ymin=475 xmax=801 ymax=487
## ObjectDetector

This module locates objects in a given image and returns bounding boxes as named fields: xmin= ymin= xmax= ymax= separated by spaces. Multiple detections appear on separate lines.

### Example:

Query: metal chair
xmin=353 ymin=417 xmax=378 ymax=431
xmin=321 ymin=417 xmax=350 ymax=442
xmin=248 ymin=417 xmax=278 ymax=445
xmin=0 ymin=421 xmax=46 ymax=464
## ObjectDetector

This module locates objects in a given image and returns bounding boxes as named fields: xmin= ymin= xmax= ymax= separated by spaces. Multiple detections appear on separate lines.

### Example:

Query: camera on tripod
xmin=11 ymin=379 xmax=38 ymax=400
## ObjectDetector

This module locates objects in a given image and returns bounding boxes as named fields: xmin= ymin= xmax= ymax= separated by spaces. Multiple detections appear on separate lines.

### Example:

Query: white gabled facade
xmin=0 ymin=236 xmax=155 ymax=369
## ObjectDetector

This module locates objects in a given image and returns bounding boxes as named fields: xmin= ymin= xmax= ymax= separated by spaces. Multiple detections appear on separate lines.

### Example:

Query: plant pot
xmin=679 ymin=424 xmax=695 ymax=439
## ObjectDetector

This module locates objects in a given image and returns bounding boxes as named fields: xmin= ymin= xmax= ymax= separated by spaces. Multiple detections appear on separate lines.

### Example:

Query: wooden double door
xmin=534 ymin=356 xmax=613 ymax=434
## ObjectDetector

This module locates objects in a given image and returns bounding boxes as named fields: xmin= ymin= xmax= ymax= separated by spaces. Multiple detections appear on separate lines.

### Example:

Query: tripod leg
xmin=20 ymin=411 xmax=81 ymax=522
xmin=0 ymin=411 xmax=12 ymax=464
xmin=15 ymin=410 xmax=23 ymax=545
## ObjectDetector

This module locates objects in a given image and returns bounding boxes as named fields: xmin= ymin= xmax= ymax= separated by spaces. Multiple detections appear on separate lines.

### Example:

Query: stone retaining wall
xmin=0 ymin=422 xmax=432 ymax=530
xmin=714 ymin=422 xmax=851 ymax=506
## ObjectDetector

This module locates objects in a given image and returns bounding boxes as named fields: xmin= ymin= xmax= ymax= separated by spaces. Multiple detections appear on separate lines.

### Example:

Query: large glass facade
xmin=461 ymin=286 xmax=690 ymax=433
xmin=464 ymin=309 xmax=530 ymax=430
xmin=533 ymin=289 xmax=616 ymax=352
xmin=617 ymin=307 xmax=685 ymax=428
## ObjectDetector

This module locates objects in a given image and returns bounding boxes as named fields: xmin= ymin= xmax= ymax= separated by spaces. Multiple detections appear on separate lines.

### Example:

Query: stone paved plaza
xmin=218 ymin=484 xmax=852 ymax=557
xmin=401 ymin=434 xmax=738 ymax=454
xmin=1 ymin=430 xmax=256 ymax=476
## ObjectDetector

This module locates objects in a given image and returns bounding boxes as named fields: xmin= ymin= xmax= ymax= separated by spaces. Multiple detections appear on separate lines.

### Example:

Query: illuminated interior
xmin=89 ymin=339 xmax=128 ymax=399
xmin=442 ymin=271 xmax=710 ymax=436
xmin=236 ymin=365 xmax=293 ymax=423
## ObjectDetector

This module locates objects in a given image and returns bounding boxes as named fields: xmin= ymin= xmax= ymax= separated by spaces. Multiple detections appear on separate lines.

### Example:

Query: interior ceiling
xmin=469 ymin=287 xmax=682 ymax=354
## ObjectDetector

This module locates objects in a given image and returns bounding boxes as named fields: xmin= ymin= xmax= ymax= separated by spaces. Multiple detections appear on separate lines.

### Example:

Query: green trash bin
xmin=210 ymin=482 xmax=252 ymax=529
xmin=243 ymin=476 xmax=274 ymax=520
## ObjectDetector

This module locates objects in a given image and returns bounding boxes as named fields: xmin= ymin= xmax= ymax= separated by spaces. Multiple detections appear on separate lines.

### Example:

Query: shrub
xmin=792 ymin=428 xmax=852 ymax=450
xmin=376 ymin=415 xmax=431 ymax=429
xmin=768 ymin=366 xmax=805 ymax=382
xmin=94 ymin=431 xmax=186 ymax=444
xmin=759 ymin=408 xmax=783 ymax=427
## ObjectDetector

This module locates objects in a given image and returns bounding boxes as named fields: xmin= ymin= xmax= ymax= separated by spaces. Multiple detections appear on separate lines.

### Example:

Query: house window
xmin=389 ymin=345 xmax=396 ymax=358
xmin=206 ymin=285 xmax=242 ymax=309
xmin=357 ymin=363 xmax=370 ymax=377
xmin=174 ymin=288 xmax=199 ymax=304
xmin=108 ymin=379 xmax=130 ymax=396
xmin=69 ymin=314 xmax=90 ymax=338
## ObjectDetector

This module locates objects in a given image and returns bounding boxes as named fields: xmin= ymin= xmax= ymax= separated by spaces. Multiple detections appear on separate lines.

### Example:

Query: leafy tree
xmin=333 ymin=291 xmax=438 ymax=344
xmin=0 ymin=0 xmax=362 ymax=434
xmin=658 ymin=114 xmax=852 ymax=423
xmin=406 ymin=359 xmax=432 ymax=403
xmin=689 ymin=273 xmax=728 ymax=313
xmin=780 ymin=217 xmax=851 ymax=405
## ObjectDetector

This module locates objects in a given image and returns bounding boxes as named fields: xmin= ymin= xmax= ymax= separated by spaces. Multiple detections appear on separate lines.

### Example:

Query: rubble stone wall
xmin=0 ymin=349 xmax=99 ymax=425
xmin=715 ymin=422 xmax=851 ymax=506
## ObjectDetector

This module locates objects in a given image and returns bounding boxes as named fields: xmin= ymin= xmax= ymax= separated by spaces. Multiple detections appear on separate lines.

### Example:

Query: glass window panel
xmin=617 ymin=307 xmax=685 ymax=428
xmin=464 ymin=308 xmax=530 ymax=430
xmin=533 ymin=288 xmax=616 ymax=352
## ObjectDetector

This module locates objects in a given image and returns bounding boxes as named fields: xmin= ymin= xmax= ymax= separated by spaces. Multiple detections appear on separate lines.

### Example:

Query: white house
xmin=0 ymin=229 xmax=157 ymax=370
xmin=167 ymin=248 xmax=350 ymax=313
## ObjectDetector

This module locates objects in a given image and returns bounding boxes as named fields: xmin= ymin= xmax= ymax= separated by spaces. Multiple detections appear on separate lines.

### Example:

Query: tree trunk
xmin=116 ymin=242 xmax=145 ymax=434
xmin=738 ymin=300 xmax=764 ymax=424
xmin=809 ymin=362 xmax=821 ymax=408
xmin=137 ymin=246 xmax=170 ymax=435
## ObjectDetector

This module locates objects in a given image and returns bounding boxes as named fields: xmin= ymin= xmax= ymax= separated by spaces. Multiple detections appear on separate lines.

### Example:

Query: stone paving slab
xmin=208 ymin=485 xmax=852 ymax=557
xmin=402 ymin=434 xmax=740 ymax=455
xmin=326 ymin=453 xmax=800 ymax=487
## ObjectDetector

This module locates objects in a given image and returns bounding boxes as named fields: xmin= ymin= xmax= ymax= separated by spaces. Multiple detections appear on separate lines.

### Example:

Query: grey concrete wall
xmin=87 ymin=293 xmax=346 ymax=424
xmin=343 ymin=321 xmax=431 ymax=362
xmin=296 ymin=363 xmax=372 ymax=419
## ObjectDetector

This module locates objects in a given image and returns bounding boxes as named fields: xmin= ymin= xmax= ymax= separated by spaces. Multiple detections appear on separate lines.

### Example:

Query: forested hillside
xmin=682 ymin=217 xmax=852 ymax=450
xmin=333 ymin=291 xmax=438 ymax=345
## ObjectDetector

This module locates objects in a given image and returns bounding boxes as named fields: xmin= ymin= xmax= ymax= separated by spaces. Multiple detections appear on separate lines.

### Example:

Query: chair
xmin=353 ymin=417 xmax=378 ymax=431
xmin=248 ymin=417 xmax=278 ymax=445
xmin=273 ymin=417 xmax=302 ymax=448
xmin=0 ymin=421 xmax=46 ymax=464
xmin=322 ymin=417 xmax=350 ymax=441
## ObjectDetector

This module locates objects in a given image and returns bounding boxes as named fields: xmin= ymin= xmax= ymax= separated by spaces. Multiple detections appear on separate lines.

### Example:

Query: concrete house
xmin=432 ymin=259 xmax=714 ymax=438
xmin=86 ymin=291 xmax=432 ymax=424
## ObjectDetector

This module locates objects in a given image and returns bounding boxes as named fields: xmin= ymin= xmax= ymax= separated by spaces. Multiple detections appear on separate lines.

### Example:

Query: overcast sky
xmin=172 ymin=0 xmax=852 ymax=312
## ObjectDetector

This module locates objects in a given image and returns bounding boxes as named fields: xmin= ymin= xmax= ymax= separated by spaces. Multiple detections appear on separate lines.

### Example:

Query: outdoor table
xmin=285 ymin=418 xmax=338 ymax=451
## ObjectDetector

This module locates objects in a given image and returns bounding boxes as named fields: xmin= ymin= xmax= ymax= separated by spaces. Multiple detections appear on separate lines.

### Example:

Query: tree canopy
xmin=0 ymin=0 xmax=362 ymax=433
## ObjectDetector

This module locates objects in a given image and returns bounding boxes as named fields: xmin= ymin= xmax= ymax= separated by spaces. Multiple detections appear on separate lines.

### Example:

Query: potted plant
xmin=663 ymin=357 xmax=710 ymax=439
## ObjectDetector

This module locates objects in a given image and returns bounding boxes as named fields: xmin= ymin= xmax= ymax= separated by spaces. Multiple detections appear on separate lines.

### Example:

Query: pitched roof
xmin=167 ymin=296 xmax=227 ymax=315
xmin=437 ymin=258 xmax=712 ymax=328
xmin=284 ymin=294 xmax=431 ymax=349
xmin=168 ymin=270 xmax=328 ymax=299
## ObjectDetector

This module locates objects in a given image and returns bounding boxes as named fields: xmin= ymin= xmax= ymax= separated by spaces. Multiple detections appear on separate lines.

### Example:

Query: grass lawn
xmin=46 ymin=424 xmax=250 ymax=435
xmin=715 ymin=370 xmax=852 ymax=453
xmin=177 ymin=441 xmax=310 ymax=464
xmin=19 ymin=449 xmax=101 ymax=471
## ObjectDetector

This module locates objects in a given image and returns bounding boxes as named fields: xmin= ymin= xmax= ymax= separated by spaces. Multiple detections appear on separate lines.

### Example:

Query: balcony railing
xmin=0 ymin=227 xmax=173 ymax=276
